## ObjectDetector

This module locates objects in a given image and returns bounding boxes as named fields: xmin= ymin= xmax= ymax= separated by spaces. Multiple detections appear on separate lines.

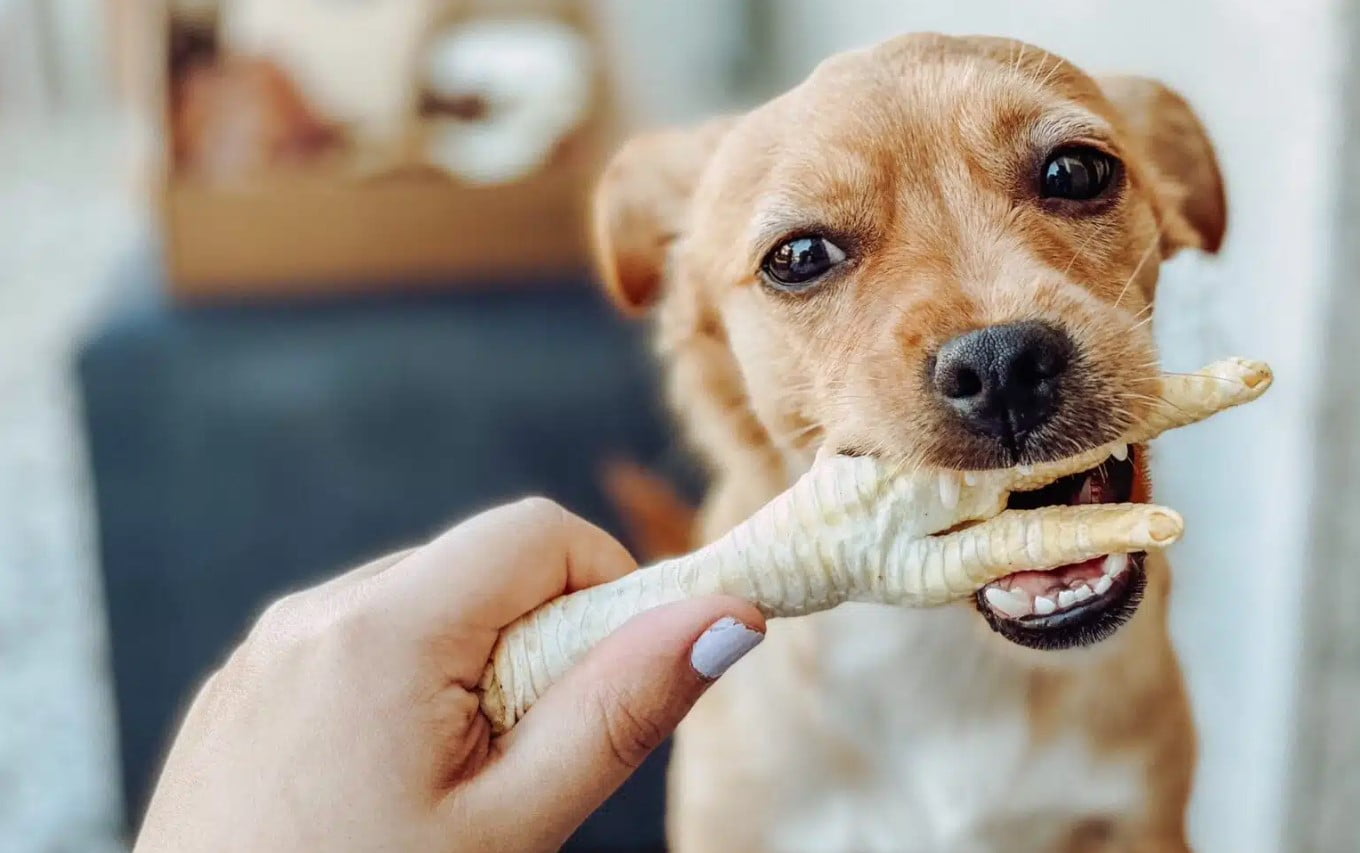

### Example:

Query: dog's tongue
xmin=991 ymin=556 xmax=1107 ymax=598
xmin=981 ymin=552 xmax=1133 ymax=619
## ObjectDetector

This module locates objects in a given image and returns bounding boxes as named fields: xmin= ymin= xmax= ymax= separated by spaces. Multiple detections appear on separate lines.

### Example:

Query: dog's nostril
xmin=937 ymin=364 xmax=983 ymax=399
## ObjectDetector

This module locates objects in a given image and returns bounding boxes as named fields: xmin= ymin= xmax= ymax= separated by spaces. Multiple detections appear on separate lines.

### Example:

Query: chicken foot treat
xmin=479 ymin=358 xmax=1271 ymax=733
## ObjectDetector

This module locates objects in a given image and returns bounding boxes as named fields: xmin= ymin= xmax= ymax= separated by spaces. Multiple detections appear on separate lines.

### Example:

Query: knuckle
xmin=250 ymin=588 xmax=374 ymax=654
xmin=195 ymin=666 xmax=227 ymax=703
xmin=317 ymin=600 xmax=381 ymax=657
xmin=234 ymin=586 xmax=387 ymax=690
xmin=593 ymin=686 xmax=667 ymax=770
xmin=252 ymin=593 xmax=306 ymax=640
xmin=510 ymin=495 xmax=566 ymax=526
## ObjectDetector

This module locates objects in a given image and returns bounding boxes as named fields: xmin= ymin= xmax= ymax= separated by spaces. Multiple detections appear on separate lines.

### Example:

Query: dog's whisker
xmin=1113 ymin=230 xmax=1162 ymax=310
xmin=1036 ymin=55 xmax=1066 ymax=90
xmin=1026 ymin=53 xmax=1052 ymax=89
xmin=1155 ymin=371 xmax=1243 ymax=382
xmin=1123 ymin=392 xmax=1197 ymax=421
xmin=1061 ymin=228 xmax=1102 ymax=277
xmin=782 ymin=422 xmax=826 ymax=441
xmin=1128 ymin=314 xmax=1155 ymax=333
xmin=1126 ymin=301 xmax=1155 ymax=320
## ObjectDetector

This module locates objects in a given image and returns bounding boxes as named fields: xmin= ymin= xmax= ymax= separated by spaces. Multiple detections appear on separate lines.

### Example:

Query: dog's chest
xmin=765 ymin=605 xmax=1144 ymax=852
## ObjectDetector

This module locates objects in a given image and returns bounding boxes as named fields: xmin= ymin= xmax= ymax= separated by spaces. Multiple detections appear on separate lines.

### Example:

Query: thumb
xmin=467 ymin=596 xmax=765 ymax=851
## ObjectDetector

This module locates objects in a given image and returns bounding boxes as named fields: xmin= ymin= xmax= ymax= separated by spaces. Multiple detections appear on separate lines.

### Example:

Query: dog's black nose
xmin=932 ymin=321 xmax=1073 ymax=446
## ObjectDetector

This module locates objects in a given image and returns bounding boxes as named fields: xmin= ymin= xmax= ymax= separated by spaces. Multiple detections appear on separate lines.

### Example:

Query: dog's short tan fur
xmin=593 ymin=34 xmax=1224 ymax=852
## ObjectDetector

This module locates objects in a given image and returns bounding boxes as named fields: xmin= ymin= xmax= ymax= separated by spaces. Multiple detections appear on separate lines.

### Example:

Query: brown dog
xmin=592 ymin=33 xmax=1224 ymax=852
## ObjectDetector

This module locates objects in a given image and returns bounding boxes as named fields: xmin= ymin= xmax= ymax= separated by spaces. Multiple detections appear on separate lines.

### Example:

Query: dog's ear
xmin=1099 ymin=76 xmax=1227 ymax=256
xmin=591 ymin=117 xmax=735 ymax=314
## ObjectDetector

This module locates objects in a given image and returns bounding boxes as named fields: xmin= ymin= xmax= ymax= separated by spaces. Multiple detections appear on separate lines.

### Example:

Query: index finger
xmin=370 ymin=497 xmax=639 ymax=635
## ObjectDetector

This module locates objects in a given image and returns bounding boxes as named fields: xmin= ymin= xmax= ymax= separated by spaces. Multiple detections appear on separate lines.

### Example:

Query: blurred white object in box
xmin=221 ymin=0 xmax=438 ymax=146
xmin=423 ymin=18 xmax=592 ymax=185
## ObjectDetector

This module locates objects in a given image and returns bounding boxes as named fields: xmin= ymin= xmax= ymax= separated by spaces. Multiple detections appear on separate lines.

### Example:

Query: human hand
xmin=134 ymin=498 xmax=766 ymax=853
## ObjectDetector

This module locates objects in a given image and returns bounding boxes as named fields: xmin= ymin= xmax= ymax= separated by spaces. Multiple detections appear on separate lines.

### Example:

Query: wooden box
xmin=120 ymin=0 xmax=613 ymax=301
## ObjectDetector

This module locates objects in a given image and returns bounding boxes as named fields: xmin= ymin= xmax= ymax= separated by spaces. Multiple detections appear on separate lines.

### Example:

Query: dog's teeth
xmin=1034 ymin=595 xmax=1057 ymax=616
xmin=1094 ymin=575 xmax=1113 ymax=595
xmin=1073 ymin=584 xmax=1094 ymax=602
xmin=984 ymin=587 xmax=1030 ymax=619
xmin=938 ymin=472 xmax=960 ymax=510
xmin=1057 ymin=589 xmax=1076 ymax=609
xmin=1111 ymin=444 xmax=1130 ymax=462
xmin=1016 ymin=464 xmax=1034 ymax=476
xmin=963 ymin=471 xmax=978 ymax=486
xmin=1102 ymin=553 xmax=1129 ymax=578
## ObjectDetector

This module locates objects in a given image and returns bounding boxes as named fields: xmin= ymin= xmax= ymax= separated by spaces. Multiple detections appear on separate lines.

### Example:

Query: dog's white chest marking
xmin=766 ymin=605 xmax=1144 ymax=852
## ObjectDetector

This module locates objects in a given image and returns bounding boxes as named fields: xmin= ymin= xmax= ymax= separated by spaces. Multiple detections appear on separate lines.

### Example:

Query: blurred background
xmin=0 ymin=0 xmax=1351 ymax=850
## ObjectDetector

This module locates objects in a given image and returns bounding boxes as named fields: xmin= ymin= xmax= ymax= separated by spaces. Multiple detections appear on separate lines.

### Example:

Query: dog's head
xmin=593 ymin=34 xmax=1225 ymax=650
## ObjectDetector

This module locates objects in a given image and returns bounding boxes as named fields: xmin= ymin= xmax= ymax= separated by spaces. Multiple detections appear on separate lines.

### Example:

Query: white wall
xmin=47 ymin=0 xmax=111 ymax=109
xmin=0 ymin=0 xmax=111 ymax=115
xmin=595 ymin=0 xmax=753 ymax=125
xmin=0 ymin=0 xmax=53 ymax=114
xmin=765 ymin=2 xmax=1338 ymax=850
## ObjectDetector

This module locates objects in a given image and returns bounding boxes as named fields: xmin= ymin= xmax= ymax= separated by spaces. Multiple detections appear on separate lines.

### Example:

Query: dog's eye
xmin=761 ymin=236 xmax=847 ymax=290
xmin=1040 ymin=147 xmax=1119 ymax=201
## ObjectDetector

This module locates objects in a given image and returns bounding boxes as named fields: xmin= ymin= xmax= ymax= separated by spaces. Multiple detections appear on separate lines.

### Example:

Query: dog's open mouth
xmin=975 ymin=445 xmax=1146 ymax=651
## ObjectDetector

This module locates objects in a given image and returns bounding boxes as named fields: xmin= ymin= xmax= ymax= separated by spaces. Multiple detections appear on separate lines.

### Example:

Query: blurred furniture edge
xmin=77 ymin=256 xmax=695 ymax=852
xmin=112 ymin=0 xmax=616 ymax=300
xmin=159 ymin=167 xmax=594 ymax=300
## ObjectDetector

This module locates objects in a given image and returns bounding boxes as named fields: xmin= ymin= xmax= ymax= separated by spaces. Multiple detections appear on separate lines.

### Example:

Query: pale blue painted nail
xmin=690 ymin=617 xmax=764 ymax=681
